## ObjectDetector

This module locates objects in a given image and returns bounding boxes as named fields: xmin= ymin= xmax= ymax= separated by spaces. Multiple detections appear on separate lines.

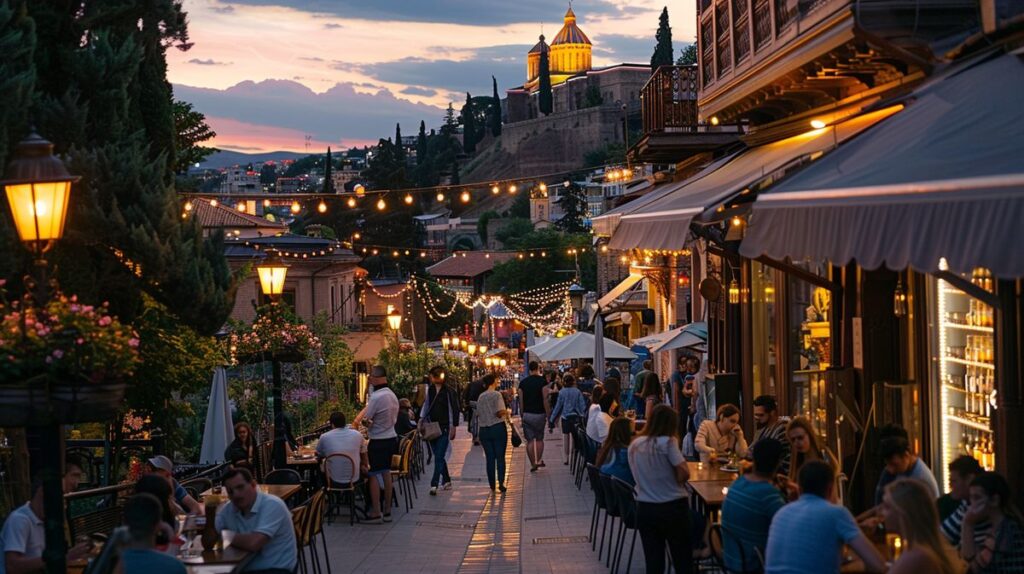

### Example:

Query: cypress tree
xmin=395 ymin=122 xmax=405 ymax=162
xmin=322 ymin=147 xmax=334 ymax=193
xmin=538 ymin=47 xmax=553 ymax=115
xmin=651 ymin=7 xmax=674 ymax=68
xmin=490 ymin=75 xmax=502 ymax=136
xmin=462 ymin=92 xmax=477 ymax=154
xmin=416 ymin=120 xmax=427 ymax=165
xmin=441 ymin=103 xmax=458 ymax=136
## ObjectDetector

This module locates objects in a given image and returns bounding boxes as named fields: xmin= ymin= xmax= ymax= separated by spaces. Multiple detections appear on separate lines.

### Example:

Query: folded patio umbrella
xmin=200 ymin=366 xmax=235 ymax=464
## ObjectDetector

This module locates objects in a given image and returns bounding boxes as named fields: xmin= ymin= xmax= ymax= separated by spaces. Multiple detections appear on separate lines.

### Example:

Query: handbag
xmin=420 ymin=420 xmax=442 ymax=441
xmin=509 ymin=422 xmax=523 ymax=448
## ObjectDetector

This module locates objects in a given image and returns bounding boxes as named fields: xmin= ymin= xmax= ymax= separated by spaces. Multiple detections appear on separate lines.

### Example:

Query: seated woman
xmin=596 ymin=417 xmax=635 ymax=486
xmin=134 ymin=474 xmax=179 ymax=551
xmin=783 ymin=416 xmax=837 ymax=500
xmin=694 ymin=403 xmax=747 ymax=463
xmin=961 ymin=471 xmax=1024 ymax=573
xmin=881 ymin=478 xmax=963 ymax=574
xmin=587 ymin=394 xmax=617 ymax=445
xmin=224 ymin=422 xmax=259 ymax=471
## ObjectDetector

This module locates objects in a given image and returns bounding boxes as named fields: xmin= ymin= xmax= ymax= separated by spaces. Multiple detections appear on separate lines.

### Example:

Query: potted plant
xmin=0 ymin=288 xmax=140 ymax=426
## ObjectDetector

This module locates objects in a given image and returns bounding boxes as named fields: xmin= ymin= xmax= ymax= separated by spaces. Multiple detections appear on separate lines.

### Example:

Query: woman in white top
xmin=475 ymin=374 xmax=510 ymax=493
xmin=585 ymin=385 xmax=605 ymax=440
xmin=586 ymin=394 xmax=616 ymax=444
xmin=627 ymin=404 xmax=692 ymax=574
xmin=694 ymin=403 xmax=747 ymax=463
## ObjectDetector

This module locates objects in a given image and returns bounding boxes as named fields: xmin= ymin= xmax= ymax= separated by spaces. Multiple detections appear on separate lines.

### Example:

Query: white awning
xmin=597 ymin=272 xmax=645 ymax=311
xmin=740 ymin=52 xmax=1024 ymax=279
xmin=607 ymin=106 xmax=901 ymax=251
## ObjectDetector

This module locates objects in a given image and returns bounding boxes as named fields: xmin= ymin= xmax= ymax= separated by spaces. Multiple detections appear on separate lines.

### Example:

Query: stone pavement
xmin=320 ymin=426 xmax=645 ymax=573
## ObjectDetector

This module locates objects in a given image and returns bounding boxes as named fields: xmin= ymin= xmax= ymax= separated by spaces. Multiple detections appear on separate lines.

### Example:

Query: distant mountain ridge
xmin=197 ymin=149 xmax=307 ymax=169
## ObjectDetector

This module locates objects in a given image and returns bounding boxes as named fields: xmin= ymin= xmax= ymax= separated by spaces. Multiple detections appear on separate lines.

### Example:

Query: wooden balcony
xmin=698 ymin=0 xmax=979 ymax=125
xmin=632 ymin=65 xmax=743 ymax=164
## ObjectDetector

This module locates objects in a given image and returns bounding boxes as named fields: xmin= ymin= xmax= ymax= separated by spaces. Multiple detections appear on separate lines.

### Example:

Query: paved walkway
xmin=321 ymin=427 xmax=644 ymax=573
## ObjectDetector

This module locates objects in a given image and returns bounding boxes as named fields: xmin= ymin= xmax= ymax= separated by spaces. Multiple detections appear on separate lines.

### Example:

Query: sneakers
xmin=443 ymin=482 xmax=453 ymax=490
xmin=538 ymin=461 xmax=547 ymax=467
xmin=429 ymin=487 xmax=438 ymax=496
xmin=383 ymin=514 xmax=393 ymax=523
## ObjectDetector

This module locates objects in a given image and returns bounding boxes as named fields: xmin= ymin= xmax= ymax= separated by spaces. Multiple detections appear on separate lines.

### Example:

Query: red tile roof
xmin=193 ymin=200 xmax=287 ymax=230
xmin=426 ymin=252 xmax=515 ymax=278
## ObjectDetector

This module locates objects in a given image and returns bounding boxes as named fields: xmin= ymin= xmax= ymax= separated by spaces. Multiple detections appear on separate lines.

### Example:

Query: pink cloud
xmin=205 ymin=116 xmax=377 ymax=153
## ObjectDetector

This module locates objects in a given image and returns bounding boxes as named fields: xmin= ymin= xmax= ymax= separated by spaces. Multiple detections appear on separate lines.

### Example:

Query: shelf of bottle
xmin=942 ymin=356 xmax=995 ymax=370
xmin=947 ymin=413 xmax=993 ymax=432
xmin=941 ymin=322 xmax=994 ymax=334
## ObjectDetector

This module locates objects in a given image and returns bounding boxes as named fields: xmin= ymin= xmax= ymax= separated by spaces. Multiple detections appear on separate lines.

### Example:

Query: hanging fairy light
xmin=263 ymin=199 xmax=271 ymax=208
xmin=209 ymin=199 xmax=218 ymax=207
xmin=354 ymin=184 xmax=365 ymax=197
xmin=491 ymin=184 xmax=500 ymax=195
xmin=436 ymin=192 xmax=445 ymax=202
xmin=460 ymin=190 xmax=471 ymax=203
xmin=539 ymin=182 xmax=547 ymax=193
xmin=404 ymin=193 xmax=414 ymax=205
xmin=317 ymin=200 xmax=327 ymax=213
xmin=290 ymin=201 xmax=301 ymax=213
xmin=376 ymin=197 xmax=387 ymax=211
xmin=236 ymin=202 xmax=246 ymax=212
xmin=352 ymin=232 xmax=361 ymax=240
xmin=509 ymin=184 xmax=517 ymax=194
xmin=183 ymin=200 xmax=193 ymax=212
xmin=347 ymin=197 xmax=357 ymax=208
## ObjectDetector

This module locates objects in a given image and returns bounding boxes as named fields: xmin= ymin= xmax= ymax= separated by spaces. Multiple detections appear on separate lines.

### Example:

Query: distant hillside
xmin=196 ymin=149 xmax=306 ymax=170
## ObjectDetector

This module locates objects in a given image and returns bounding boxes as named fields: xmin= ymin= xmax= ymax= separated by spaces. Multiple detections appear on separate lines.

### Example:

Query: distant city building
xmin=331 ymin=168 xmax=360 ymax=191
xmin=220 ymin=168 xmax=261 ymax=194
xmin=276 ymin=177 xmax=302 ymax=194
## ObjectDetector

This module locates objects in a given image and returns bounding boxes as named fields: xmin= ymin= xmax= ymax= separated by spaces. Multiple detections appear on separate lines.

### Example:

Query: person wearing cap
xmin=147 ymin=455 xmax=203 ymax=516
xmin=352 ymin=365 xmax=400 ymax=523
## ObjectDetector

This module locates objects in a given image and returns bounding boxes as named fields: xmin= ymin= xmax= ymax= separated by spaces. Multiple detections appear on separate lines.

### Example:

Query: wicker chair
xmin=390 ymin=437 xmax=416 ymax=513
xmin=322 ymin=453 xmax=363 ymax=525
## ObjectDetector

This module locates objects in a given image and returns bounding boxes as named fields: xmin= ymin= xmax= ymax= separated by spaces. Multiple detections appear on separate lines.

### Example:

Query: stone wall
xmin=498 ymin=104 xmax=626 ymax=173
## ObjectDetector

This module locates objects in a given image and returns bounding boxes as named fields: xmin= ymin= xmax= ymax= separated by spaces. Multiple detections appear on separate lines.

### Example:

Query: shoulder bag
xmin=420 ymin=390 xmax=442 ymax=441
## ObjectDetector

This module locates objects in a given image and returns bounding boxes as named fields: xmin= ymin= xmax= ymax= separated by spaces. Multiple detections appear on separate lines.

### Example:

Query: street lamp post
xmin=568 ymin=283 xmax=585 ymax=329
xmin=255 ymin=252 xmax=290 ymax=469
xmin=2 ymin=130 xmax=79 ymax=574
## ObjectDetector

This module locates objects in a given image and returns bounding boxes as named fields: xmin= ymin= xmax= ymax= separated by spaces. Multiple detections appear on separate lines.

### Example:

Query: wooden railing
xmin=640 ymin=65 xmax=699 ymax=135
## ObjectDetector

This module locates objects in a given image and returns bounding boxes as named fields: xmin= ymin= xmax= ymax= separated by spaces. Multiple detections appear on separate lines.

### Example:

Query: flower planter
xmin=235 ymin=348 xmax=308 ymax=365
xmin=0 ymin=378 xmax=128 ymax=426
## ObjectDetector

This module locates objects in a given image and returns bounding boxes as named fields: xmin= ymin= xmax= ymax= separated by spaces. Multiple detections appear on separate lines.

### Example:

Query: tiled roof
xmin=193 ymin=200 xmax=287 ymax=230
xmin=529 ymin=35 xmax=550 ymax=54
xmin=426 ymin=251 xmax=515 ymax=278
xmin=551 ymin=8 xmax=591 ymax=45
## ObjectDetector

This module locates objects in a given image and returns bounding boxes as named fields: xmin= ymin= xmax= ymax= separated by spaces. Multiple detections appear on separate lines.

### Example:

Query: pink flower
xmin=98 ymin=316 xmax=112 ymax=326
xmin=128 ymin=338 xmax=139 ymax=348
xmin=52 ymin=349 xmax=64 ymax=359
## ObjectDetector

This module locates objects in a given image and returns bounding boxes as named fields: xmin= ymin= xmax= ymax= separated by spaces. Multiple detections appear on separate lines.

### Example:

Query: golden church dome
xmin=551 ymin=7 xmax=591 ymax=45
xmin=529 ymin=34 xmax=550 ymax=54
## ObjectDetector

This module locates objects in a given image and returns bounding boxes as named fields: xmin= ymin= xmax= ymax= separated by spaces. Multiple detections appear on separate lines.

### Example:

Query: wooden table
xmin=687 ymin=461 xmax=740 ymax=483
xmin=287 ymin=449 xmax=319 ymax=466
xmin=200 ymin=484 xmax=301 ymax=502
xmin=179 ymin=533 xmax=253 ymax=573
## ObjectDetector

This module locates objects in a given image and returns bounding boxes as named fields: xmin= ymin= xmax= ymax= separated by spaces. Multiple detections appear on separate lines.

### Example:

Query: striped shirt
xmin=942 ymin=499 xmax=992 ymax=547
xmin=750 ymin=419 xmax=791 ymax=475
xmin=722 ymin=475 xmax=785 ymax=572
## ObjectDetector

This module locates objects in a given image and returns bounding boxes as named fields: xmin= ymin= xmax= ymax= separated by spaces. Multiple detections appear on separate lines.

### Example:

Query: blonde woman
xmin=784 ymin=416 xmax=837 ymax=500
xmin=882 ymin=478 xmax=965 ymax=574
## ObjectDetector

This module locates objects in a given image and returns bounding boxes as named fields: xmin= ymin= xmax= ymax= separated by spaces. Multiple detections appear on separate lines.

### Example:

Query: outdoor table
xmin=200 ymin=484 xmax=301 ymax=502
xmin=180 ymin=533 xmax=253 ymax=573
xmin=688 ymin=479 xmax=734 ymax=520
xmin=287 ymin=446 xmax=318 ymax=466
xmin=686 ymin=461 xmax=739 ymax=483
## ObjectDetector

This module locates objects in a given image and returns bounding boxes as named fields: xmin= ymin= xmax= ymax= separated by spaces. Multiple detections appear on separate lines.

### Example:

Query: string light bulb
xmin=347 ymin=197 xmax=357 ymax=208
xmin=491 ymin=184 xmax=500 ymax=195
xmin=317 ymin=200 xmax=327 ymax=213
xmin=539 ymin=182 xmax=547 ymax=192
xmin=210 ymin=199 xmax=218 ymax=207
xmin=236 ymin=202 xmax=247 ymax=212
xmin=290 ymin=201 xmax=301 ymax=213
xmin=731 ymin=215 xmax=743 ymax=227
xmin=354 ymin=184 xmax=365 ymax=197
xmin=436 ymin=192 xmax=445 ymax=202
xmin=404 ymin=193 xmax=414 ymax=205
xmin=460 ymin=190 xmax=471 ymax=203
xmin=184 ymin=200 xmax=193 ymax=212
xmin=376 ymin=197 xmax=387 ymax=211
xmin=509 ymin=184 xmax=517 ymax=194
xmin=263 ymin=199 xmax=271 ymax=208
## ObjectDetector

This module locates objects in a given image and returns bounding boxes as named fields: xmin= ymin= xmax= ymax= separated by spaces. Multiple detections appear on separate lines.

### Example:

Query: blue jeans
xmin=429 ymin=429 xmax=451 ymax=487
xmin=479 ymin=423 xmax=508 ymax=489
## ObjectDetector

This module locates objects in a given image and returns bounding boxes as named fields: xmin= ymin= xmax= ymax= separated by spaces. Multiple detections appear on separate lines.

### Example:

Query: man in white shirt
xmin=316 ymin=411 xmax=368 ymax=486
xmin=1 ymin=472 xmax=90 ymax=574
xmin=352 ymin=365 xmax=399 ymax=523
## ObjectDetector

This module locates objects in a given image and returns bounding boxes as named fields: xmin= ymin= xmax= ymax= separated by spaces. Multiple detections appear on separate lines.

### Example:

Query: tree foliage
xmin=583 ymin=84 xmax=604 ymax=108
xmin=172 ymin=100 xmax=217 ymax=173
xmin=485 ymin=229 xmax=595 ymax=293
xmin=461 ymin=93 xmax=477 ymax=154
xmin=556 ymin=182 xmax=588 ymax=233
xmin=677 ymin=43 xmax=697 ymax=65
xmin=538 ymin=47 xmax=553 ymax=115
xmin=416 ymin=120 xmax=427 ymax=165
xmin=322 ymin=147 xmax=334 ymax=193
xmin=651 ymin=7 xmax=674 ymax=68
xmin=490 ymin=76 xmax=502 ymax=136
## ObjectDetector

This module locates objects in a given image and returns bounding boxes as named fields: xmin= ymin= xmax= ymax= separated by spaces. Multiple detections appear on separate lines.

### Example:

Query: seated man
xmin=747 ymin=395 xmax=790 ymax=476
xmin=722 ymin=438 xmax=786 ymax=573
xmin=1 ymin=472 xmax=90 ymax=574
xmin=858 ymin=434 xmax=940 ymax=526
xmin=940 ymin=455 xmax=990 ymax=547
xmin=147 ymin=455 xmax=203 ymax=516
xmin=316 ymin=411 xmax=368 ymax=486
xmin=119 ymin=494 xmax=186 ymax=574
xmin=765 ymin=460 xmax=885 ymax=574
xmin=216 ymin=468 xmax=297 ymax=574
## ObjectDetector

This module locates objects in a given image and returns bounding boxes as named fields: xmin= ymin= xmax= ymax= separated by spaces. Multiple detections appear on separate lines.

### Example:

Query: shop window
xmin=787 ymin=260 xmax=832 ymax=434
xmin=750 ymin=261 xmax=779 ymax=399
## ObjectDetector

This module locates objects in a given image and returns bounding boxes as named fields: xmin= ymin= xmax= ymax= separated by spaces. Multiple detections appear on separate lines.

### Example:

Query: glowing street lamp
xmin=442 ymin=334 xmax=451 ymax=349
xmin=2 ymin=130 xmax=79 ymax=255
xmin=387 ymin=308 xmax=403 ymax=331
xmin=256 ymin=252 xmax=289 ymax=300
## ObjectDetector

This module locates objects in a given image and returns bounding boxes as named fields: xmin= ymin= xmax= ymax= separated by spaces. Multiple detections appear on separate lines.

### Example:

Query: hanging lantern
xmin=210 ymin=199 xmax=218 ymax=207
xmin=677 ymin=273 xmax=691 ymax=288
xmin=256 ymin=252 xmax=289 ymax=298
xmin=728 ymin=279 xmax=740 ymax=305
xmin=236 ymin=202 xmax=247 ymax=212
xmin=893 ymin=278 xmax=908 ymax=317
xmin=508 ymin=184 xmax=517 ymax=194
xmin=764 ymin=282 xmax=776 ymax=304
xmin=184 ymin=200 xmax=193 ymax=212
xmin=263 ymin=199 xmax=271 ymax=208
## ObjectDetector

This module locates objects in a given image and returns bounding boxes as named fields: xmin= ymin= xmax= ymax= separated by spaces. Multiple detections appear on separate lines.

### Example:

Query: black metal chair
xmin=585 ymin=464 xmax=608 ymax=553
xmin=609 ymin=476 xmax=639 ymax=574
xmin=598 ymin=473 xmax=622 ymax=567
xmin=265 ymin=469 xmax=302 ymax=484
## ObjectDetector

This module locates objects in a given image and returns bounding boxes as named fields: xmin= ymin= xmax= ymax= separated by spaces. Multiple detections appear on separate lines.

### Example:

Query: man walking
xmin=352 ymin=365 xmax=400 ymax=523
xmin=421 ymin=365 xmax=461 ymax=495
xmin=518 ymin=361 xmax=548 ymax=472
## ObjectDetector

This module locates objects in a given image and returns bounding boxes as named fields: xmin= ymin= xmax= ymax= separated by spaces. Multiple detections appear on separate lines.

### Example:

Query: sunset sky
xmin=167 ymin=0 xmax=697 ymax=154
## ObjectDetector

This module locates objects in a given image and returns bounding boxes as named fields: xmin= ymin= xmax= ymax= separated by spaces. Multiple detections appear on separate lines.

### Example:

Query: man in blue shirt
xmin=216 ymin=468 xmax=297 ymax=574
xmin=119 ymin=493 xmax=187 ymax=574
xmin=721 ymin=438 xmax=786 ymax=573
xmin=765 ymin=460 xmax=885 ymax=574
xmin=857 ymin=434 xmax=940 ymax=527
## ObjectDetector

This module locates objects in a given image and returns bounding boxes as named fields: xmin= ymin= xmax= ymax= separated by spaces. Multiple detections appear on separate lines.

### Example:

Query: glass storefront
xmin=750 ymin=261 xmax=779 ymax=399
xmin=787 ymin=261 xmax=833 ymax=441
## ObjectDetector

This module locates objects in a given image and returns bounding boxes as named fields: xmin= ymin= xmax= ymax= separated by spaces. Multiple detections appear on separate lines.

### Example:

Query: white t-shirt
xmin=365 ymin=386 xmax=399 ymax=440
xmin=627 ymin=435 xmax=688 ymax=503
xmin=315 ymin=426 xmax=367 ymax=483
xmin=0 ymin=503 xmax=44 ymax=574
xmin=587 ymin=412 xmax=614 ymax=444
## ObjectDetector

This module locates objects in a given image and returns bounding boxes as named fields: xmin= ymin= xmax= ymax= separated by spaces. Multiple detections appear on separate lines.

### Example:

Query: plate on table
xmin=720 ymin=465 xmax=740 ymax=473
